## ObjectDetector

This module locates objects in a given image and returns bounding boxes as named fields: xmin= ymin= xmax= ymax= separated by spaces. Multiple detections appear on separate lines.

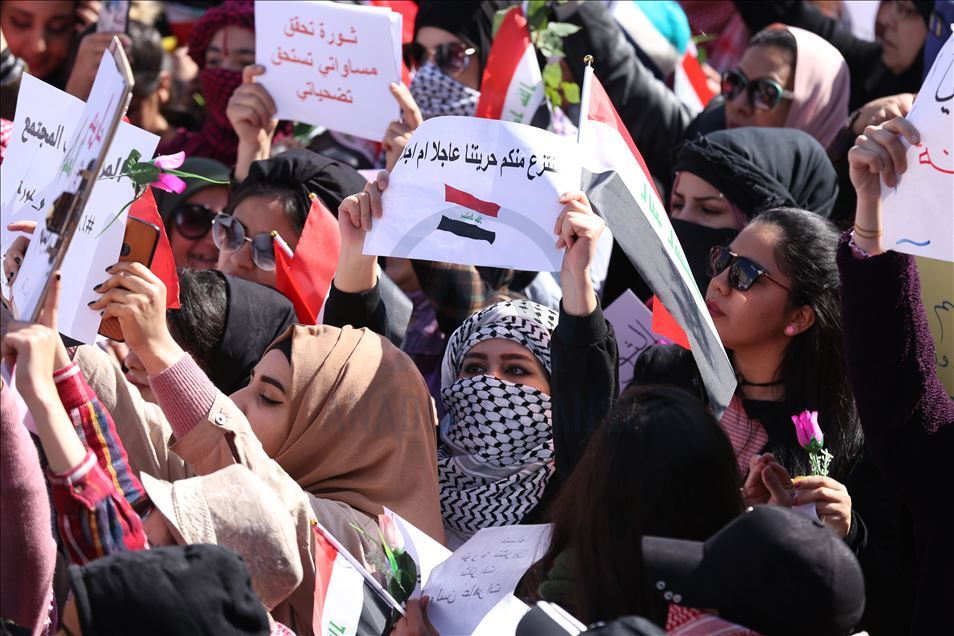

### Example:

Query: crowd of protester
xmin=1 ymin=1 xmax=952 ymax=635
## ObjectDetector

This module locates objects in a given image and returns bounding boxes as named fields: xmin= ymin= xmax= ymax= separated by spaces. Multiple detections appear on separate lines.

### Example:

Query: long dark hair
xmin=750 ymin=208 xmax=862 ymax=478
xmin=533 ymin=387 xmax=743 ymax=626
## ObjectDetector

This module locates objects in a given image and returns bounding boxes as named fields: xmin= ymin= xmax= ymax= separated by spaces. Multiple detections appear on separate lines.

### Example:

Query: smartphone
xmin=97 ymin=217 xmax=160 ymax=341
xmin=97 ymin=0 xmax=130 ymax=34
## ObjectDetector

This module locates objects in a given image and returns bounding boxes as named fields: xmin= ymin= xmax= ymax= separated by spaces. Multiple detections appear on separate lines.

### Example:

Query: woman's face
xmin=230 ymin=349 xmax=293 ymax=457
xmin=415 ymin=26 xmax=481 ymax=90
xmin=169 ymin=186 xmax=230 ymax=271
xmin=670 ymin=172 xmax=743 ymax=230
xmin=704 ymin=222 xmax=796 ymax=352
xmin=724 ymin=45 xmax=794 ymax=130
xmin=459 ymin=338 xmax=551 ymax=395
xmin=877 ymin=0 xmax=928 ymax=73
xmin=216 ymin=195 xmax=300 ymax=288
xmin=205 ymin=25 xmax=256 ymax=72
xmin=1 ymin=1 xmax=76 ymax=79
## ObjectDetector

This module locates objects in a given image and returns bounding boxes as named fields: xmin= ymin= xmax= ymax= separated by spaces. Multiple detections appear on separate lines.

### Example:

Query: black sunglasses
xmin=707 ymin=245 xmax=792 ymax=293
xmin=211 ymin=213 xmax=277 ymax=272
xmin=721 ymin=69 xmax=795 ymax=111
xmin=173 ymin=203 xmax=218 ymax=240
xmin=404 ymin=41 xmax=476 ymax=76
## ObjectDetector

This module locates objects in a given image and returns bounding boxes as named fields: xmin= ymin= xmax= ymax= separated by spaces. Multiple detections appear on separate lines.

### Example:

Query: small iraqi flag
xmin=311 ymin=522 xmax=396 ymax=636
xmin=673 ymin=44 xmax=716 ymax=115
xmin=436 ymin=184 xmax=498 ymax=244
xmin=475 ymin=6 xmax=544 ymax=124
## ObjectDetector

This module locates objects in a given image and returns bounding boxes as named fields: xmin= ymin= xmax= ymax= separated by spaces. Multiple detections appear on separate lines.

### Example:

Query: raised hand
xmin=383 ymin=83 xmax=423 ymax=171
xmin=229 ymin=65 xmax=279 ymax=180
xmin=335 ymin=171 xmax=389 ymax=293
xmin=555 ymin=191 xmax=604 ymax=316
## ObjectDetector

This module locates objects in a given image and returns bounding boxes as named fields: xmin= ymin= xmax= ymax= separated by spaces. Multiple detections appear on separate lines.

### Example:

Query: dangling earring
xmin=784 ymin=325 xmax=796 ymax=336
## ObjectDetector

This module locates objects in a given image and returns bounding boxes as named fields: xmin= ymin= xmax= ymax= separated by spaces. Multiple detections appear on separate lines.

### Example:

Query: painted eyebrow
xmin=462 ymin=352 xmax=488 ymax=360
xmin=671 ymin=190 xmax=724 ymax=204
xmin=500 ymin=353 xmax=536 ymax=362
xmin=235 ymin=48 xmax=256 ymax=55
xmin=259 ymin=375 xmax=287 ymax=394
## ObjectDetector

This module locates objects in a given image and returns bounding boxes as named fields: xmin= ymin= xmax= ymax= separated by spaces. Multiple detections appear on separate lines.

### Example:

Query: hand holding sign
xmin=555 ymin=191 xmax=604 ymax=317
xmin=384 ymin=83 xmax=424 ymax=171
xmin=228 ymin=64 xmax=279 ymax=181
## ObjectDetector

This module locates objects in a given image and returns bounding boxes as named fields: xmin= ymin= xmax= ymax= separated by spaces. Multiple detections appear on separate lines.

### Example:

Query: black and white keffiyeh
xmin=409 ymin=62 xmax=481 ymax=120
xmin=438 ymin=300 xmax=559 ymax=539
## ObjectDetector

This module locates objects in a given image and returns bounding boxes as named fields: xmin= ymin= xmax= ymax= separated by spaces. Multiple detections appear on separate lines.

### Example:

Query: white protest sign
xmin=254 ymin=0 xmax=401 ymax=141
xmin=881 ymin=31 xmax=954 ymax=263
xmin=423 ymin=524 xmax=550 ymax=636
xmin=603 ymin=290 xmax=664 ymax=389
xmin=7 ymin=57 xmax=158 ymax=343
xmin=365 ymin=116 xmax=581 ymax=271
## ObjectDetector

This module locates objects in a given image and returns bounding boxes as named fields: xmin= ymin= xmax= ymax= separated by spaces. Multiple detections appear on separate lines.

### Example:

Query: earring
xmin=784 ymin=325 xmax=796 ymax=336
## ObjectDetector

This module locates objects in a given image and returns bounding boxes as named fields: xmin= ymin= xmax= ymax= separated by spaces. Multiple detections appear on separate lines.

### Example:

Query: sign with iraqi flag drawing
xmin=364 ymin=116 xmax=581 ymax=271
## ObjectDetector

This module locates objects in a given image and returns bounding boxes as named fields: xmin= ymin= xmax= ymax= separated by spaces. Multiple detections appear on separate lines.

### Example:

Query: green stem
xmin=95 ymin=188 xmax=145 ymax=238
xmin=161 ymin=169 xmax=229 ymax=184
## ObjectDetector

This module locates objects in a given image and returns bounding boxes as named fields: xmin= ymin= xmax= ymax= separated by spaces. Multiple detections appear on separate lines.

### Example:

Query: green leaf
xmin=543 ymin=62 xmax=563 ymax=88
xmin=492 ymin=7 xmax=511 ymax=38
xmin=561 ymin=81 xmax=581 ymax=104
xmin=527 ymin=0 xmax=547 ymax=17
xmin=545 ymin=22 xmax=581 ymax=37
xmin=545 ymin=85 xmax=563 ymax=107
xmin=536 ymin=31 xmax=562 ymax=58
xmin=386 ymin=549 xmax=418 ymax=606
xmin=125 ymin=162 xmax=161 ymax=187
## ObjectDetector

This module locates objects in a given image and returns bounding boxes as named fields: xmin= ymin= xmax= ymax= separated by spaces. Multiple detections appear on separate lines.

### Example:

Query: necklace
xmin=737 ymin=374 xmax=784 ymax=388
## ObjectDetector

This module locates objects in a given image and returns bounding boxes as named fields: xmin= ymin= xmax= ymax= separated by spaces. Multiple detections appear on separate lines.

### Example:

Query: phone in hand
xmin=97 ymin=0 xmax=130 ymax=34
xmin=97 ymin=216 xmax=160 ymax=341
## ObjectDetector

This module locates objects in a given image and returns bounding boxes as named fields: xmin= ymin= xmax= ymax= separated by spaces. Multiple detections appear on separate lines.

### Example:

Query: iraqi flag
xmin=311 ymin=523 xmax=397 ymax=636
xmin=435 ymin=184 xmax=499 ymax=245
xmin=274 ymin=195 xmax=340 ymax=324
xmin=673 ymin=43 xmax=716 ymax=115
xmin=577 ymin=64 xmax=736 ymax=417
xmin=475 ymin=6 xmax=545 ymax=125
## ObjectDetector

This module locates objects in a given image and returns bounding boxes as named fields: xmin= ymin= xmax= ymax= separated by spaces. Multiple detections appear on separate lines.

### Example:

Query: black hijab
xmin=414 ymin=1 xmax=511 ymax=72
xmin=244 ymin=149 xmax=367 ymax=219
xmin=208 ymin=272 xmax=297 ymax=395
xmin=672 ymin=127 xmax=839 ymax=219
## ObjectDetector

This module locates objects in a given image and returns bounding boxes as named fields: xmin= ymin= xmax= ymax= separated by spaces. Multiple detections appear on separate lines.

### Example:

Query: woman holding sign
xmin=332 ymin=173 xmax=618 ymax=547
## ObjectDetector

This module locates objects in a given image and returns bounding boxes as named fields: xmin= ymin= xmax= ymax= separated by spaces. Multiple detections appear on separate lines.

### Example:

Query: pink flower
xmin=792 ymin=410 xmax=823 ymax=448
xmin=153 ymin=172 xmax=186 ymax=193
xmin=152 ymin=151 xmax=185 ymax=170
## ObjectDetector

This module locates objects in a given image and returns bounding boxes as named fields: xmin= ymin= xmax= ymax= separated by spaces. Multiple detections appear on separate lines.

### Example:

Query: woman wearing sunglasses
xmin=562 ymin=4 xmax=850 ymax=185
xmin=636 ymin=207 xmax=913 ymax=633
xmin=154 ymin=157 xmax=231 ymax=271
xmin=215 ymin=149 xmax=366 ymax=289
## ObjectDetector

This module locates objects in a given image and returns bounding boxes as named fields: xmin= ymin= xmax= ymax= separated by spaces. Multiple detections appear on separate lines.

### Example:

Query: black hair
xmin=166 ymin=268 xmax=228 ymax=371
xmin=225 ymin=180 xmax=310 ymax=236
xmin=748 ymin=26 xmax=798 ymax=73
xmin=532 ymin=387 xmax=743 ymax=626
xmin=127 ymin=20 xmax=164 ymax=97
xmin=750 ymin=208 xmax=862 ymax=478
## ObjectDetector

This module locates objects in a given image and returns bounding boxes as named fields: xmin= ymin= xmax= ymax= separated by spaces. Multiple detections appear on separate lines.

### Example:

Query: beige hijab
xmin=270 ymin=324 xmax=445 ymax=543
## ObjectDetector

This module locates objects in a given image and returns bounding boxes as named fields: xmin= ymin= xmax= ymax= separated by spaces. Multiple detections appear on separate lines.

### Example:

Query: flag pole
xmin=576 ymin=55 xmax=594 ymax=146
xmin=272 ymin=230 xmax=294 ymax=258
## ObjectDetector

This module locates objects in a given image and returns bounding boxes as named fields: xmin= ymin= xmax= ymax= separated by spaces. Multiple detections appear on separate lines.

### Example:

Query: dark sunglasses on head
xmin=173 ymin=203 xmax=218 ymax=240
xmin=211 ymin=213 xmax=277 ymax=271
xmin=721 ymin=69 xmax=795 ymax=112
xmin=706 ymin=245 xmax=792 ymax=293
xmin=404 ymin=41 xmax=476 ymax=76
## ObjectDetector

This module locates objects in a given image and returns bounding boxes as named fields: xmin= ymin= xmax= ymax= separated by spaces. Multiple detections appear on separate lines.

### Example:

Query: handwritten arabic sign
xmin=603 ymin=290 xmax=664 ymax=390
xmin=4 ymin=70 xmax=157 ymax=343
xmin=255 ymin=0 xmax=401 ymax=141
xmin=364 ymin=116 xmax=581 ymax=271
xmin=882 ymin=32 xmax=954 ymax=263
xmin=422 ymin=524 xmax=550 ymax=636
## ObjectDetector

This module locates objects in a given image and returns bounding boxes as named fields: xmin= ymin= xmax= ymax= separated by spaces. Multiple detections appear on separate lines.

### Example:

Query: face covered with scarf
xmin=669 ymin=127 xmax=839 ymax=293
xmin=438 ymin=299 xmax=559 ymax=540
xmin=409 ymin=1 xmax=506 ymax=119
xmin=184 ymin=1 xmax=255 ymax=165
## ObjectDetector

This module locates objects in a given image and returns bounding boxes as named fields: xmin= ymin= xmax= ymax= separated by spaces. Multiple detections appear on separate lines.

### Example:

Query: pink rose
xmin=792 ymin=410 xmax=823 ymax=448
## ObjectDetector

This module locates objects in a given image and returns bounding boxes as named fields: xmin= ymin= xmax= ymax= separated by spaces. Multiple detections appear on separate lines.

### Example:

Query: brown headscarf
xmin=269 ymin=324 xmax=445 ymax=543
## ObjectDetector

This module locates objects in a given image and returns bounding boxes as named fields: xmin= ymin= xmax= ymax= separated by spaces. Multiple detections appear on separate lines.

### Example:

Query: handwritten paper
xmin=5 ymin=65 xmax=157 ymax=342
xmin=255 ymin=0 xmax=401 ymax=141
xmin=365 ymin=116 xmax=581 ymax=271
xmin=423 ymin=524 xmax=550 ymax=636
xmin=603 ymin=290 xmax=663 ymax=390
xmin=881 ymin=31 xmax=954 ymax=263
xmin=916 ymin=255 xmax=954 ymax=399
